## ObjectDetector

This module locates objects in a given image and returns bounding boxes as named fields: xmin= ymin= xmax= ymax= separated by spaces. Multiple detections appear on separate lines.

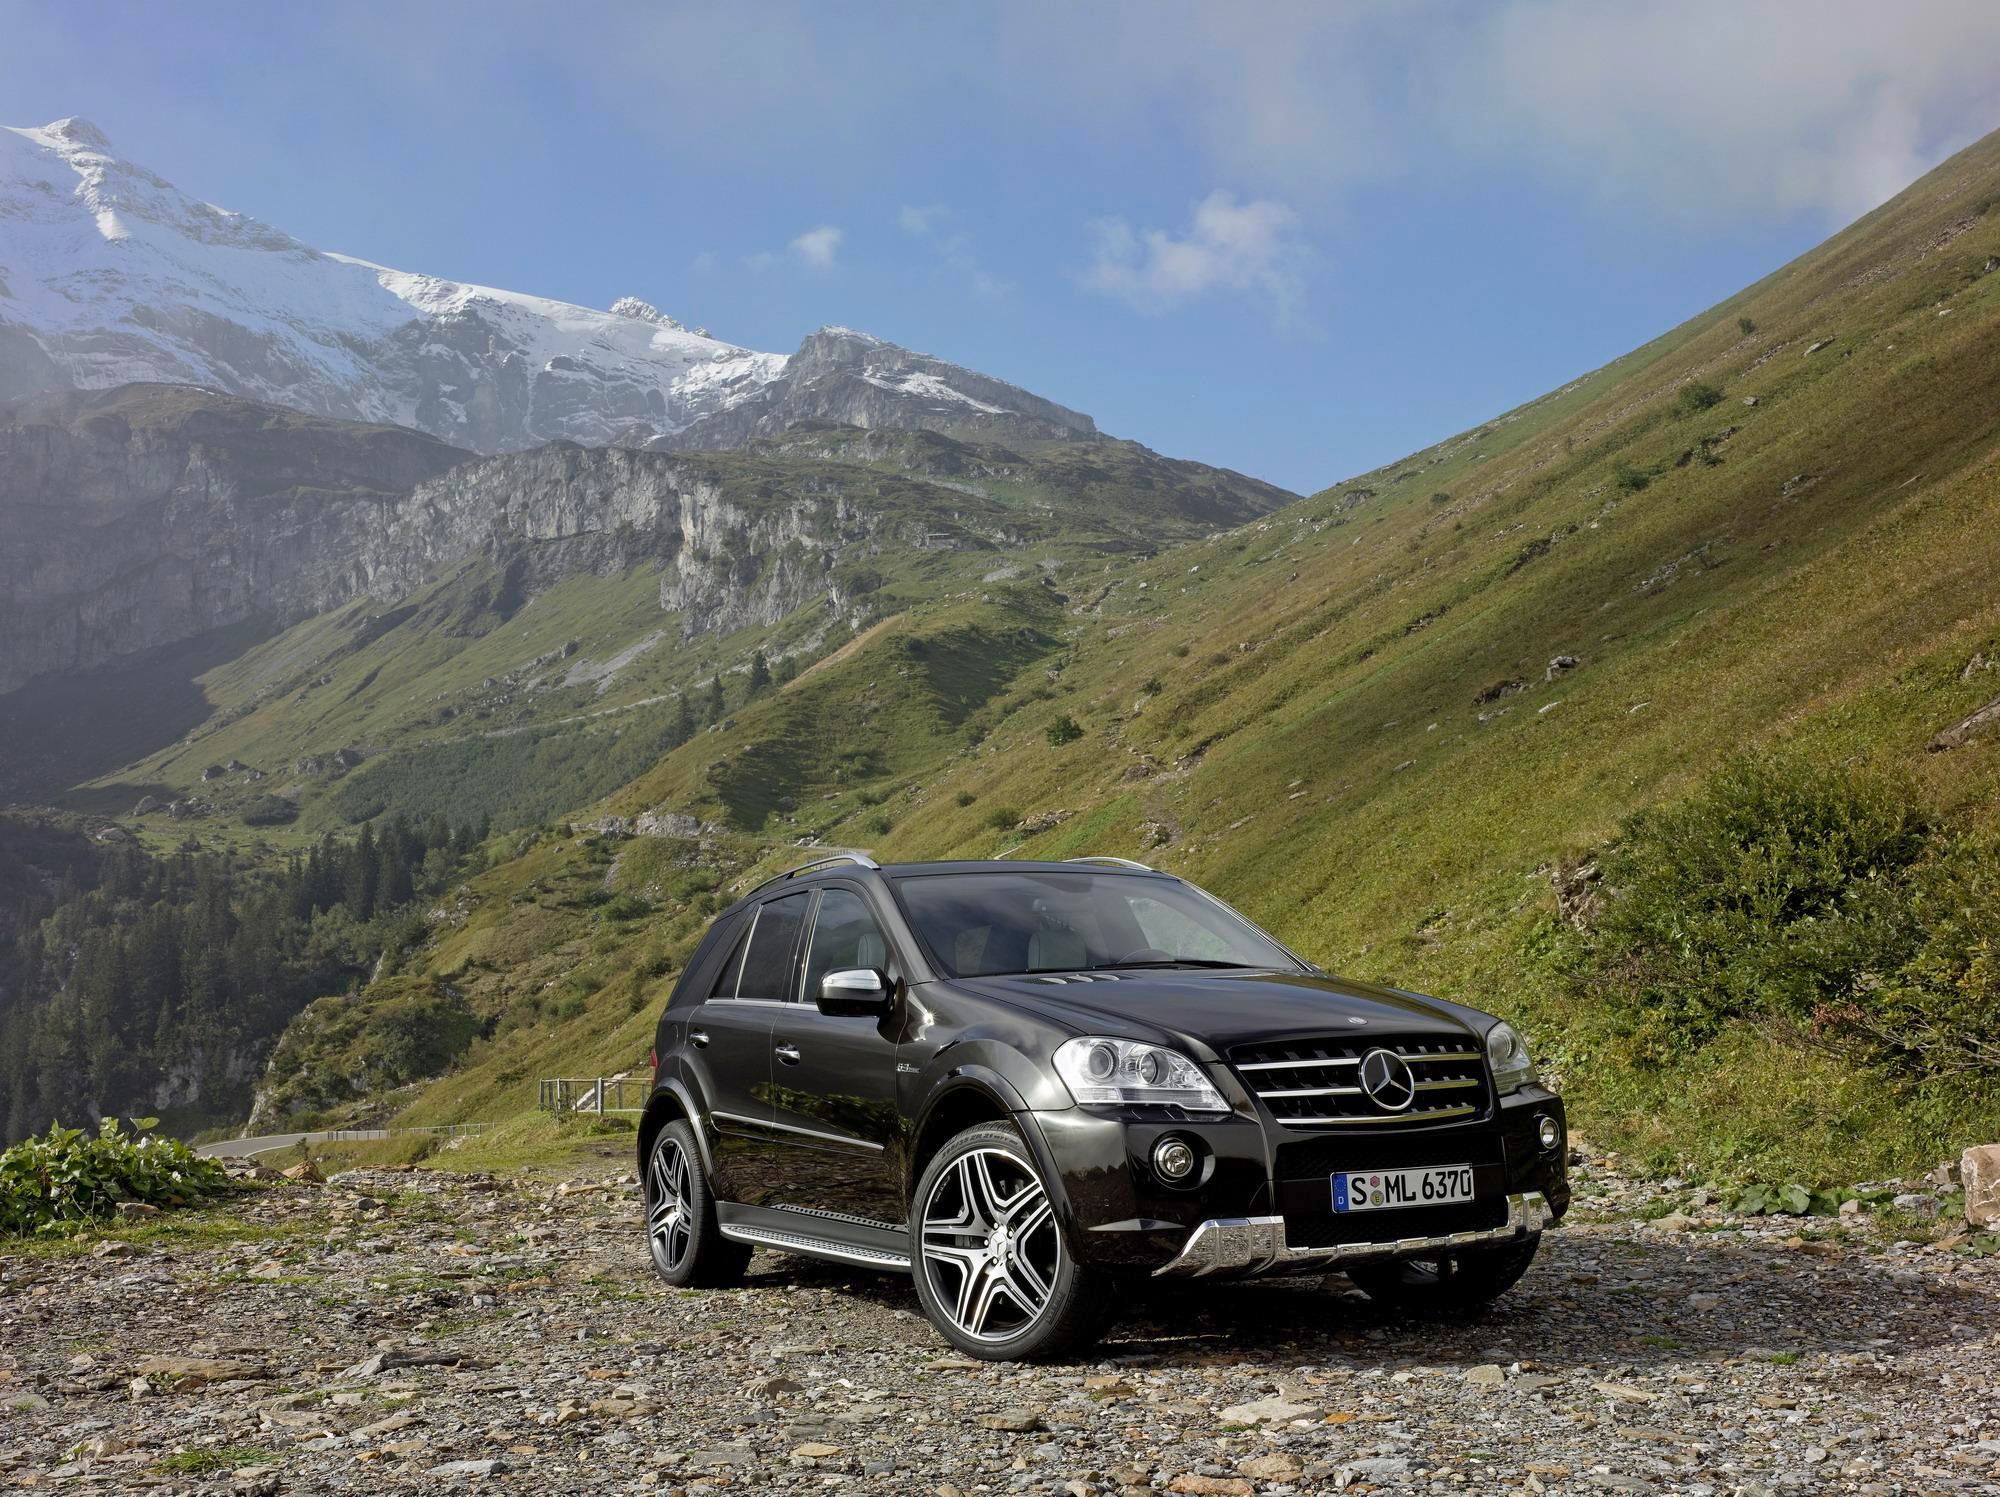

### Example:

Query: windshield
xmin=893 ymin=870 xmax=1305 ymax=979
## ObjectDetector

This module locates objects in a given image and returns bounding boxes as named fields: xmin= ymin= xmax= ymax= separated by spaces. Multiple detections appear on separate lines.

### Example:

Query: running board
xmin=719 ymin=1222 xmax=912 ymax=1272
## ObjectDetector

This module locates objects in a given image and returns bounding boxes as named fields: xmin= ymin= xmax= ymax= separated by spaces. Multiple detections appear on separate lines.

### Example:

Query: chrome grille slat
xmin=1274 ymin=1103 xmax=1479 ymax=1127
xmin=1231 ymin=1033 xmax=1491 ymax=1128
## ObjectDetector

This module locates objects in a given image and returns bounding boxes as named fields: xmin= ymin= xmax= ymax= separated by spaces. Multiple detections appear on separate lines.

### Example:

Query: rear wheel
xmin=910 ymin=1123 xmax=1113 ymax=1361
xmin=1346 ymin=1233 xmax=1541 ymax=1315
xmin=643 ymin=1118 xmax=750 ymax=1288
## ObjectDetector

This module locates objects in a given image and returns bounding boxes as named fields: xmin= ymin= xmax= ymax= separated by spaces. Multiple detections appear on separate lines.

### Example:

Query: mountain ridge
xmin=0 ymin=118 xmax=1097 ymax=458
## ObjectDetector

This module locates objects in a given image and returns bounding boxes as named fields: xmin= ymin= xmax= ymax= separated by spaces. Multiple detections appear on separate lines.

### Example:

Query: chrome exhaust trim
xmin=1153 ymin=1190 xmax=1553 ymax=1278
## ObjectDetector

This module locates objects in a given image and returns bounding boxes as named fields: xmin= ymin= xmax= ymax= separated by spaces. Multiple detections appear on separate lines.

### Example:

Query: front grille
xmin=1230 ymin=1034 xmax=1489 ymax=1128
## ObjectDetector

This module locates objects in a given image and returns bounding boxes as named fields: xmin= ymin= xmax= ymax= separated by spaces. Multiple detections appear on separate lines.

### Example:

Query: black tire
xmin=643 ymin=1118 xmax=750 ymax=1288
xmin=910 ymin=1122 xmax=1113 ymax=1361
xmin=1346 ymin=1232 xmax=1542 ymax=1315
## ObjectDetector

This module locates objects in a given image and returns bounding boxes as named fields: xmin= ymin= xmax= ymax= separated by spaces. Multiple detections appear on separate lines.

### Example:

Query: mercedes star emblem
xmin=1358 ymin=1048 xmax=1417 ymax=1112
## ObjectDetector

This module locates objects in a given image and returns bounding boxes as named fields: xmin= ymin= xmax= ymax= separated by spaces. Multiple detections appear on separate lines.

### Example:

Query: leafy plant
xmin=1046 ymin=713 xmax=1084 ymax=747
xmin=1676 ymin=381 xmax=1724 ymax=415
xmin=1737 ymin=316 xmax=1757 ymax=335
xmin=0 ymin=1119 xmax=230 ymax=1236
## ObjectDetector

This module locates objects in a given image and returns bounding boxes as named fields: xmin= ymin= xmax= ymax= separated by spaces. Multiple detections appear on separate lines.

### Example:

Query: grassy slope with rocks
xmin=327 ymin=128 xmax=2000 ymax=1187
xmin=71 ymin=438 xmax=1282 ymax=850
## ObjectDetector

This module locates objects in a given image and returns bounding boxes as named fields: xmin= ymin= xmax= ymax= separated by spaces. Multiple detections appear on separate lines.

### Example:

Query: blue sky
xmin=5 ymin=1 xmax=1998 ymax=493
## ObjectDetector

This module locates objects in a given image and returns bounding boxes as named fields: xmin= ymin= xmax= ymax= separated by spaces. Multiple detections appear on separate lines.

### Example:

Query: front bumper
xmin=1153 ymin=1189 xmax=1553 ymax=1277
xmin=1027 ymin=1084 xmax=1568 ymax=1273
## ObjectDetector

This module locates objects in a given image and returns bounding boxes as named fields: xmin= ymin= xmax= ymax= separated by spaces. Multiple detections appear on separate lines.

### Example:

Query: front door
xmin=689 ymin=890 xmax=811 ymax=1206
xmin=767 ymin=883 xmax=908 ymax=1225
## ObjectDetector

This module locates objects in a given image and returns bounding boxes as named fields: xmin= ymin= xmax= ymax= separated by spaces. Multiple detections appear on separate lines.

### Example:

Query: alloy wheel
xmin=919 ymin=1146 xmax=1060 ymax=1343
xmin=646 ymin=1133 xmax=695 ymax=1273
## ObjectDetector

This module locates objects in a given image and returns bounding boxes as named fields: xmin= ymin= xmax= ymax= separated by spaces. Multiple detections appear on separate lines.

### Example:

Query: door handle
xmin=689 ymin=1029 xmax=710 ymax=1048
xmin=774 ymin=1043 xmax=802 ymax=1065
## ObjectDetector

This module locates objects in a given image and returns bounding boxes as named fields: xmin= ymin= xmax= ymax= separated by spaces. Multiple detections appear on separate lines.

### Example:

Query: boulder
xmin=1964 ymin=1145 xmax=2000 ymax=1228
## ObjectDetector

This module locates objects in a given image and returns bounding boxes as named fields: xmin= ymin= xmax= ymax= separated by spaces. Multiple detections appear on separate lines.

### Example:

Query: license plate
xmin=1332 ymin=1165 xmax=1475 ymax=1212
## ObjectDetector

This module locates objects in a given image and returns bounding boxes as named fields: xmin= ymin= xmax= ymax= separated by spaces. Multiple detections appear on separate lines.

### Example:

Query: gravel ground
xmin=2 ymin=1152 xmax=1996 ymax=1496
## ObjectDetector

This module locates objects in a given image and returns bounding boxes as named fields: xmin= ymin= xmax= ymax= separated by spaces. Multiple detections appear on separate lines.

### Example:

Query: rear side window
xmin=706 ymin=925 xmax=752 ymax=1000
xmin=736 ymin=891 xmax=812 ymax=1001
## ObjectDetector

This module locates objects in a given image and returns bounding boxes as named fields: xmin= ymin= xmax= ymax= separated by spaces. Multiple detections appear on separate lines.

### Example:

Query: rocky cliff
xmin=0 ymin=385 xmax=1037 ymax=697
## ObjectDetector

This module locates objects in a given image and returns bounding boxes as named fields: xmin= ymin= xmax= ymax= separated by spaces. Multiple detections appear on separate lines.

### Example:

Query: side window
xmin=736 ymin=891 xmax=812 ymax=1002
xmin=706 ymin=923 xmax=752 ymax=1000
xmin=800 ymin=887 xmax=895 ymax=1002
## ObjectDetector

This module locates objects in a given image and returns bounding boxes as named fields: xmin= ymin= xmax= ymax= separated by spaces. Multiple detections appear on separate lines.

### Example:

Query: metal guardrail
xmin=538 ymin=1077 xmax=646 ymax=1115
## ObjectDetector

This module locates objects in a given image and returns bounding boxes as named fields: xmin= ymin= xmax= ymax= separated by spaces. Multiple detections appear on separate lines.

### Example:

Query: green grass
xmin=151 ymin=1448 xmax=276 ymax=1475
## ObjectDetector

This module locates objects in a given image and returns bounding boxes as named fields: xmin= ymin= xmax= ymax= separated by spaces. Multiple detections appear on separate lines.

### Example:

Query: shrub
xmin=985 ymin=805 xmax=1021 ymax=831
xmin=0 ymin=1119 xmax=229 ymax=1235
xmin=867 ymin=813 xmax=895 ymax=836
xmin=1045 ymin=714 xmax=1084 ymax=747
xmin=1613 ymin=461 xmax=1652 ymax=493
xmin=1737 ymin=316 xmax=1757 ymax=336
xmin=601 ymin=893 xmax=653 ymax=921
xmin=1676 ymin=381 xmax=1724 ymax=415
xmin=954 ymin=790 xmax=977 ymax=808
xmin=1563 ymin=751 xmax=2000 ymax=1080
xmin=1140 ymin=677 xmax=1163 ymax=695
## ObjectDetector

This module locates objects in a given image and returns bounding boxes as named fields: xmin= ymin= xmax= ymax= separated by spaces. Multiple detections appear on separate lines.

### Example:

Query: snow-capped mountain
xmin=0 ymin=117 xmax=1089 ymax=456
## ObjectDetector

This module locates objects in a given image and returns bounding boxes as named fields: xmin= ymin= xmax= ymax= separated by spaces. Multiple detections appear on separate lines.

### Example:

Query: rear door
xmin=687 ymin=890 xmax=812 ymax=1205
xmin=766 ymin=882 xmax=909 ymax=1225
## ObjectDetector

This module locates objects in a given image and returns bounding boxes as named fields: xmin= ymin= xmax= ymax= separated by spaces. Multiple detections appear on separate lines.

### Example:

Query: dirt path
xmin=3 ymin=1157 xmax=1995 ymax=1494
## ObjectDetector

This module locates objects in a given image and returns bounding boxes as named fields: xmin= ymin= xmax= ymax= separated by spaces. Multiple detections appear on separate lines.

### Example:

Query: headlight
xmin=1053 ymin=1037 xmax=1228 ymax=1113
xmin=1485 ymin=1021 xmax=1535 ymax=1094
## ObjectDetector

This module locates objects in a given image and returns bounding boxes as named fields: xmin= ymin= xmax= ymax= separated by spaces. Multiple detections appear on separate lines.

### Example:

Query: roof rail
xmin=745 ymin=850 xmax=881 ymax=898
xmin=1063 ymin=855 xmax=1154 ymax=871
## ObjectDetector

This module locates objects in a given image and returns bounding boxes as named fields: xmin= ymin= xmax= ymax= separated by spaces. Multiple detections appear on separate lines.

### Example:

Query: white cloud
xmin=744 ymin=225 xmax=843 ymax=274
xmin=898 ymin=203 xmax=1009 ymax=298
xmin=1082 ymin=192 xmax=1307 ymax=319
xmin=790 ymin=224 xmax=842 ymax=270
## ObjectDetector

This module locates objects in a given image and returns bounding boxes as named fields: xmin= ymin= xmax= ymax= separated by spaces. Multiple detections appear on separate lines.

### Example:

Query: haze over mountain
xmin=0 ymin=118 xmax=1092 ymax=456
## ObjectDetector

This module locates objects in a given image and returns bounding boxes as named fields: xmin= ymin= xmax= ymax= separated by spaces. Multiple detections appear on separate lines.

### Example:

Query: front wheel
xmin=643 ymin=1119 xmax=750 ymax=1288
xmin=910 ymin=1123 xmax=1113 ymax=1361
xmin=1346 ymin=1232 xmax=1541 ymax=1315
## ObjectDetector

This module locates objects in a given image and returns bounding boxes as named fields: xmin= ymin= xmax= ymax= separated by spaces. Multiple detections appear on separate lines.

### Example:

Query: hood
xmin=951 ymin=968 xmax=1479 ymax=1061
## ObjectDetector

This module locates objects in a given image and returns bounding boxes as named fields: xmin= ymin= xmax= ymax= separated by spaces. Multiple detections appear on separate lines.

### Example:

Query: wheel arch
xmin=638 ymin=1078 xmax=709 ymax=1179
xmin=907 ymin=1067 xmax=1069 ymax=1218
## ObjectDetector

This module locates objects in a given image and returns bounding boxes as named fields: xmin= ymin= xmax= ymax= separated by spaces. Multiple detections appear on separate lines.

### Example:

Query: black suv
xmin=641 ymin=854 xmax=1567 ymax=1360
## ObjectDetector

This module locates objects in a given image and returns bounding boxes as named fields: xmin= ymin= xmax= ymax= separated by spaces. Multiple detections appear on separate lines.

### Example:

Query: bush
xmin=985 ymin=806 xmax=1021 ymax=831
xmin=1737 ymin=316 xmax=1757 ymax=336
xmin=954 ymin=790 xmax=977 ymax=808
xmin=1046 ymin=714 xmax=1084 ymax=747
xmin=1563 ymin=751 xmax=1998 ymax=1080
xmin=0 ymin=1119 xmax=229 ymax=1235
xmin=1676 ymin=381 xmax=1724 ymax=415
xmin=1613 ymin=461 xmax=1652 ymax=493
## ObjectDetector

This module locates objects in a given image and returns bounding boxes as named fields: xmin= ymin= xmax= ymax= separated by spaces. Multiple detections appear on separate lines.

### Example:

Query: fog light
xmin=1537 ymin=1114 xmax=1562 ymax=1152
xmin=1153 ymin=1137 xmax=1198 ymax=1183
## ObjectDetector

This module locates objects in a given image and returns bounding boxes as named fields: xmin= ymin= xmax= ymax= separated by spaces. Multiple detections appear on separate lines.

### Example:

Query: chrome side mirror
xmin=817 ymin=967 xmax=891 ymax=1018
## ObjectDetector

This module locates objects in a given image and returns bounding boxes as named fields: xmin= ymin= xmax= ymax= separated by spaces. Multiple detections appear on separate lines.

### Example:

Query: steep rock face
xmin=354 ymin=442 xmax=911 ymax=640
xmin=658 ymin=326 xmax=1096 ymax=451
xmin=0 ymin=387 xmax=962 ymax=695
xmin=0 ymin=385 xmax=469 ymax=693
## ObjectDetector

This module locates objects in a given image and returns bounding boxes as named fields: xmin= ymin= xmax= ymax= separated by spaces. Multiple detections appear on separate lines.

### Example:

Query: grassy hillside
xmin=314 ymin=126 xmax=2000 ymax=1186
xmin=73 ymin=432 xmax=1280 ymax=849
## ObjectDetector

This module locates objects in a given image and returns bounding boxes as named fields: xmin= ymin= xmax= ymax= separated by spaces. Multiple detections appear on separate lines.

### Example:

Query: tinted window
xmin=706 ymin=924 xmax=751 ymax=1000
xmin=894 ymin=871 xmax=1301 ymax=979
xmin=737 ymin=891 xmax=812 ymax=1001
xmin=800 ymin=888 xmax=895 ymax=1003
